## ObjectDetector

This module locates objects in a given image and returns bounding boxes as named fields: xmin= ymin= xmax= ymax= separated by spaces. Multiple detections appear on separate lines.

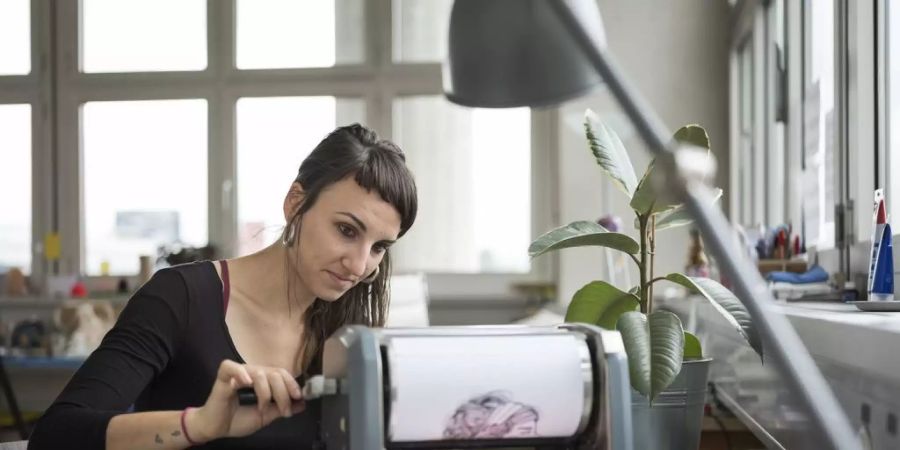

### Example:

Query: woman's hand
xmin=187 ymin=360 xmax=305 ymax=442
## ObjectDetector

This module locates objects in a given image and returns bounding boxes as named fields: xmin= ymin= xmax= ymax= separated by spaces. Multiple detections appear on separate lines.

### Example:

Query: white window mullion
xmin=30 ymin=0 xmax=53 ymax=281
xmin=729 ymin=51 xmax=740 ymax=222
xmin=54 ymin=0 xmax=82 ymax=275
xmin=846 ymin=0 xmax=876 ymax=248
xmin=529 ymin=108 xmax=558 ymax=284
xmin=765 ymin=0 xmax=786 ymax=226
xmin=208 ymin=0 xmax=237 ymax=258
xmin=752 ymin=8 xmax=767 ymax=226
xmin=369 ymin=0 xmax=393 ymax=137
xmin=786 ymin=0 xmax=804 ymax=231
xmin=224 ymin=77 xmax=378 ymax=99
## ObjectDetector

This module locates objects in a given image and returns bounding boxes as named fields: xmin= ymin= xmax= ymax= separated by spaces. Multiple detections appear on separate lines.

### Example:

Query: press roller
xmin=316 ymin=323 xmax=632 ymax=450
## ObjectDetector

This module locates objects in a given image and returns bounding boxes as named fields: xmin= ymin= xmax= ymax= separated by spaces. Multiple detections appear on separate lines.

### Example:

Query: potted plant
xmin=529 ymin=110 xmax=763 ymax=450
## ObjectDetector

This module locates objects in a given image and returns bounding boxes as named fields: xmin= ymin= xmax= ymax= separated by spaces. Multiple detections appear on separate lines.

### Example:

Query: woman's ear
xmin=283 ymin=182 xmax=305 ymax=221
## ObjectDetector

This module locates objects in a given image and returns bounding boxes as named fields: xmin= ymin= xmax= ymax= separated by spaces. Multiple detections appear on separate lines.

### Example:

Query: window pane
xmin=890 ymin=0 xmax=900 ymax=216
xmin=236 ymin=0 xmax=364 ymax=69
xmin=392 ymin=0 xmax=453 ymax=63
xmin=81 ymin=0 xmax=206 ymax=73
xmin=392 ymin=96 xmax=531 ymax=273
xmin=0 ymin=105 xmax=32 ymax=273
xmin=0 ymin=0 xmax=30 ymax=75
xmin=236 ymin=96 xmax=365 ymax=255
xmin=802 ymin=0 xmax=835 ymax=249
xmin=83 ymin=100 xmax=208 ymax=275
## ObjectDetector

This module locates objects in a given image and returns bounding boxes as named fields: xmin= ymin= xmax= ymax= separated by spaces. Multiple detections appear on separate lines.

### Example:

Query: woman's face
xmin=285 ymin=176 xmax=401 ymax=301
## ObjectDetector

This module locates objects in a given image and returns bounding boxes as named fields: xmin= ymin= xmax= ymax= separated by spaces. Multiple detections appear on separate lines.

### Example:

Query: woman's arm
xmin=28 ymin=268 xmax=305 ymax=449
xmin=106 ymin=360 xmax=304 ymax=450
xmin=28 ymin=269 xmax=190 ymax=449
xmin=106 ymin=411 xmax=195 ymax=450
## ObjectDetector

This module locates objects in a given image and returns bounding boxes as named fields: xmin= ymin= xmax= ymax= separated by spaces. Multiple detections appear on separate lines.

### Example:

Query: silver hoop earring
xmin=282 ymin=221 xmax=297 ymax=247
xmin=361 ymin=265 xmax=380 ymax=284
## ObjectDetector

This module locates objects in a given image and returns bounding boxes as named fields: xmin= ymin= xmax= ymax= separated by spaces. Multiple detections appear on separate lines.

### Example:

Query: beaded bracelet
xmin=180 ymin=407 xmax=200 ymax=446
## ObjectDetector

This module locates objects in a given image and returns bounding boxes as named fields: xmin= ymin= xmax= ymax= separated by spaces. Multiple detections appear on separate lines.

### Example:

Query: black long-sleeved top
xmin=28 ymin=261 xmax=320 ymax=449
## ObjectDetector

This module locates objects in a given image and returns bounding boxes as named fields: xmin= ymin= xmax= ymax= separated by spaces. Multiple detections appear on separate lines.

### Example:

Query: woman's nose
xmin=343 ymin=247 xmax=369 ymax=278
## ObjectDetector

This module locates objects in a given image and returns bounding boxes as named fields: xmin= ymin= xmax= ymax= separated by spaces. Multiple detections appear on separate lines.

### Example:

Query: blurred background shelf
xmin=1 ymin=356 xmax=85 ymax=371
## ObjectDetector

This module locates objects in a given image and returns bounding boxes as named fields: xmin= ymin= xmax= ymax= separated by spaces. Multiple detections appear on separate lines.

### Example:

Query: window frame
xmin=728 ymin=1 xmax=766 ymax=228
xmin=0 ymin=0 xmax=52 ymax=281
xmin=41 ymin=0 xmax=554 ymax=299
xmin=730 ymin=0 xmax=858 ymax=275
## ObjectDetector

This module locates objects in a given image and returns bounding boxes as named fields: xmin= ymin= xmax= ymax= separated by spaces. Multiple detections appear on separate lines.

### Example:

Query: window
xmin=81 ymin=0 xmax=207 ymax=73
xmin=802 ymin=0 xmax=836 ymax=249
xmin=392 ymin=96 xmax=531 ymax=273
xmin=889 ymin=1 xmax=900 ymax=216
xmin=82 ymin=100 xmax=208 ymax=275
xmin=392 ymin=0 xmax=454 ymax=63
xmin=10 ymin=1 xmax=547 ymax=290
xmin=0 ymin=0 xmax=30 ymax=75
xmin=235 ymin=96 xmax=365 ymax=255
xmin=0 ymin=105 xmax=32 ymax=273
xmin=236 ymin=0 xmax=364 ymax=69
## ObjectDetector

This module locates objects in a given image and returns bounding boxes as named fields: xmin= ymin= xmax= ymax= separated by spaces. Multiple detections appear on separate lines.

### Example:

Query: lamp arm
xmin=548 ymin=2 xmax=860 ymax=450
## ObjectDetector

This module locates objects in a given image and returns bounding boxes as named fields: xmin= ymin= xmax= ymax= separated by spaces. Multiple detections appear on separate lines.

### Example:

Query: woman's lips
xmin=326 ymin=270 xmax=353 ymax=287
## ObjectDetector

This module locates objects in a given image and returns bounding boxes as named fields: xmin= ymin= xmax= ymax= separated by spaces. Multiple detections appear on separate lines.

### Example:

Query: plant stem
xmin=649 ymin=215 xmax=656 ymax=314
xmin=629 ymin=253 xmax=641 ymax=268
xmin=638 ymin=214 xmax=649 ymax=314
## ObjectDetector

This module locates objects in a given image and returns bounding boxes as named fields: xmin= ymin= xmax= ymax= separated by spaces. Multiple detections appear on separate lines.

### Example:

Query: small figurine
xmin=685 ymin=228 xmax=710 ymax=278
xmin=4 ymin=267 xmax=29 ymax=297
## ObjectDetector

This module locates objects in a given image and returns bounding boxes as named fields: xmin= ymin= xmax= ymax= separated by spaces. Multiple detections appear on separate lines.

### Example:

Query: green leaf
xmin=655 ymin=188 xmax=724 ymax=232
xmin=584 ymin=109 xmax=639 ymax=197
xmin=683 ymin=331 xmax=703 ymax=359
xmin=673 ymin=124 xmax=710 ymax=150
xmin=629 ymin=125 xmax=712 ymax=216
xmin=529 ymin=221 xmax=640 ymax=258
xmin=665 ymin=274 xmax=762 ymax=357
xmin=616 ymin=310 xmax=685 ymax=401
xmin=566 ymin=281 xmax=640 ymax=330
xmin=674 ymin=124 xmax=712 ymax=184
xmin=629 ymin=160 xmax=680 ymax=216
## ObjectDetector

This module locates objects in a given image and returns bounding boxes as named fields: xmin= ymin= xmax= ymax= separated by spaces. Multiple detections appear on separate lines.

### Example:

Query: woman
xmin=28 ymin=124 xmax=418 ymax=449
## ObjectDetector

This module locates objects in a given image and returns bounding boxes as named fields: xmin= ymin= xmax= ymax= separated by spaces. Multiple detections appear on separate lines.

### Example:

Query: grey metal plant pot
xmin=630 ymin=358 xmax=712 ymax=450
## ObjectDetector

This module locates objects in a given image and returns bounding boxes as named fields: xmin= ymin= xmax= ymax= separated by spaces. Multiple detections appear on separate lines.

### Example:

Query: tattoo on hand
xmin=155 ymin=434 xmax=163 ymax=444
xmin=171 ymin=430 xmax=181 ymax=437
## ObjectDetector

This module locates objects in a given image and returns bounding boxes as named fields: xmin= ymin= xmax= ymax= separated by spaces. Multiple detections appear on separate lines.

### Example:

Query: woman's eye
xmin=372 ymin=244 xmax=387 ymax=254
xmin=338 ymin=224 xmax=355 ymax=238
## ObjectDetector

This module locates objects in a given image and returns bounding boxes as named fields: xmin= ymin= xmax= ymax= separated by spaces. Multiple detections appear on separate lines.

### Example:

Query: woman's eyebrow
xmin=337 ymin=211 xmax=367 ymax=231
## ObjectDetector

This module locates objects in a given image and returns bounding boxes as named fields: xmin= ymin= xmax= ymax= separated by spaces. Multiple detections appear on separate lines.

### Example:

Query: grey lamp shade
xmin=443 ymin=0 xmax=607 ymax=108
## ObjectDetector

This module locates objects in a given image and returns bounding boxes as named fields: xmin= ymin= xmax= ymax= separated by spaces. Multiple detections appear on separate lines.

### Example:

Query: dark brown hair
xmin=285 ymin=123 xmax=417 ymax=374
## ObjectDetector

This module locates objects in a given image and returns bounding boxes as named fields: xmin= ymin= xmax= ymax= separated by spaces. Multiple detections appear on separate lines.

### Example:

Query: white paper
xmin=387 ymin=335 xmax=587 ymax=442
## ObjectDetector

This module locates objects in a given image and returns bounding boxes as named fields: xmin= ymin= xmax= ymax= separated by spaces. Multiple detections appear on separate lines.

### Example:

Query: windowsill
xmin=662 ymin=295 xmax=900 ymax=449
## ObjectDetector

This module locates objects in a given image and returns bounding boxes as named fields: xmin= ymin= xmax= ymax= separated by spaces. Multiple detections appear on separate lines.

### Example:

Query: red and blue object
xmin=868 ymin=192 xmax=894 ymax=301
